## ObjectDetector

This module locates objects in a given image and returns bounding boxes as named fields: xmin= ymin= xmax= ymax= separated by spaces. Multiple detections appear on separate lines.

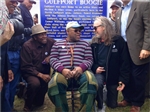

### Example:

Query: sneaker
xmin=97 ymin=108 xmax=105 ymax=112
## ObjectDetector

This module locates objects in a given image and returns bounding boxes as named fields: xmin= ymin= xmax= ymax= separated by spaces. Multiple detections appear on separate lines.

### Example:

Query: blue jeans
xmin=95 ymin=73 xmax=118 ymax=109
xmin=3 ymin=50 xmax=21 ymax=111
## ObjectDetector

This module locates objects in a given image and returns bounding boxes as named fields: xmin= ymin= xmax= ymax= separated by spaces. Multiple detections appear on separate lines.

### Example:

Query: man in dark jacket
xmin=91 ymin=16 xmax=130 ymax=112
xmin=1 ymin=0 xmax=24 ymax=111
xmin=19 ymin=0 xmax=36 ymax=41
xmin=21 ymin=24 xmax=55 ymax=111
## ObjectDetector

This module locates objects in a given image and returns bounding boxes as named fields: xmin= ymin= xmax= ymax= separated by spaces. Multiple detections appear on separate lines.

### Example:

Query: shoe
xmin=97 ymin=108 xmax=105 ymax=112
xmin=12 ymin=108 xmax=17 ymax=112
xmin=130 ymin=106 xmax=140 ymax=112
xmin=23 ymin=106 xmax=32 ymax=112
xmin=118 ymin=100 xmax=130 ymax=107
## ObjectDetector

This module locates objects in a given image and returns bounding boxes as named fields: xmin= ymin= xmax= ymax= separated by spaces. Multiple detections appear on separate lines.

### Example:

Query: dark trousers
xmin=145 ymin=63 xmax=150 ymax=97
xmin=23 ymin=75 xmax=48 ymax=110
xmin=1 ymin=85 xmax=5 ymax=111
xmin=122 ymin=61 xmax=149 ymax=106
xmin=95 ymin=74 xmax=118 ymax=109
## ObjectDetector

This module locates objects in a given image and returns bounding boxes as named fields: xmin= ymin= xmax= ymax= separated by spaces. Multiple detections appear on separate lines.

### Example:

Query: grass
xmin=14 ymin=92 xmax=150 ymax=112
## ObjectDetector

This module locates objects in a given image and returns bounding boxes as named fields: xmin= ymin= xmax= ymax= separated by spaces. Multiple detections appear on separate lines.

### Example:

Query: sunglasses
xmin=70 ymin=29 xmax=81 ymax=33
xmin=93 ymin=25 xmax=103 ymax=31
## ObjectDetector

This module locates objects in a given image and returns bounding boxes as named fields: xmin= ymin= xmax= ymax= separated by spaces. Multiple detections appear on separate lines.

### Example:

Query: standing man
xmin=20 ymin=24 xmax=55 ymax=111
xmin=19 ymin=0 xmax=36 ymax=41
xmin=1 ymin=0 xmax=24 ymax=111
xmin=0 ymin=0 xmax=14 ymax=92
xmin=109 ymin=0 xmax=121 ymax=29
xmin=48 ymin=21 xmax=98 ymax=112
xmin=33 ymin=13 xmax=38 ymax=25
xmin=4 ymin=4 xmax=25 ymax=112
xmin=116 ymin=0 xmax=150 ymax=112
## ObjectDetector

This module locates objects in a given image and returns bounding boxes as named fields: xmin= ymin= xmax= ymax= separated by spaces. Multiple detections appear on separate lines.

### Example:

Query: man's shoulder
xmin=78 ymin=40 xmax=90 ymax=46
xmin=18 ymin=4 xmax=24 ymax=8
xmin=47 ymin=37 xmax=56 ymax=43
xmin=54 ymin=39 xmax=65 ymax=44
xmin=23 ymin=38 xmax=34 ymax=47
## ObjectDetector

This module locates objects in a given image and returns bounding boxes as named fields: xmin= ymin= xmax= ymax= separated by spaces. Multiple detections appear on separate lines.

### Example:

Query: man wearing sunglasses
xmin=91 ymin=16 xmax=130 ymax=112
xmin=48 ymin=21 xmax=98 ymax=112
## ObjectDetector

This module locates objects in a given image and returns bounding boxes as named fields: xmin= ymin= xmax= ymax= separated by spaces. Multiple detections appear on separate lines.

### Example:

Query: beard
xmin=91 ymin=34 xmax=102 ymax=43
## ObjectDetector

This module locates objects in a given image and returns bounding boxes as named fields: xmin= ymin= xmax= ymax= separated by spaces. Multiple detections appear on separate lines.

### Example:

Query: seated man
xmin=20 ymin=24 xmax=55 ymax=111
xmin=48 ymin=21 xmax=98 ymax=112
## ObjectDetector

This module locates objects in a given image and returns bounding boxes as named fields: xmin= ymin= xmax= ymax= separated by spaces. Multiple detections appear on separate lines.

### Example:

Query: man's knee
xmin=48 ymin=73 xmax=68 ymax=96
xmin=27 ymin=76 xmax=41 ymax=89
xmin=79 ymin=71 xmax=98 ymax=94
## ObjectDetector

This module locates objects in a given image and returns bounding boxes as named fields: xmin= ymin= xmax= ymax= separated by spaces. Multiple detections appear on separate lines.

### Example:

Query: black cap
xmin=110 ymin=1 xmax=122 ymax=8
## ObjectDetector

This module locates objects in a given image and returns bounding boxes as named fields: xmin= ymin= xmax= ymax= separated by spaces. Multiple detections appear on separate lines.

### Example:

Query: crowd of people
xmin=0 ymin=0 xmax=150 ymax=112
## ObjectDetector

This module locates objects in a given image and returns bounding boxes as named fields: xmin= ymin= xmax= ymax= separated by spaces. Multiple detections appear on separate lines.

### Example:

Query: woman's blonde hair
xmin=91 ymin=16 xmax=116 ymax=45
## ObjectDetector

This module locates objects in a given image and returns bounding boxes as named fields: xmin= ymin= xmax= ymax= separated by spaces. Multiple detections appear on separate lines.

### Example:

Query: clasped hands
xmin=62 ymin=67 xmax=83 ymax=79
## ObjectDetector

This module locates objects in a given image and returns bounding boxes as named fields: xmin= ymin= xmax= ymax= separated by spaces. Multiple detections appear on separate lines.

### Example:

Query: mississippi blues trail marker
xmin=40 ymin=0 xmax=107 ymax=39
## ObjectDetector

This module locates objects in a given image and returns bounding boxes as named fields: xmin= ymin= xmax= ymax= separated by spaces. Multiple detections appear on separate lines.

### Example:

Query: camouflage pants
xmin=48 ymin=70 xmax=98 ymax=112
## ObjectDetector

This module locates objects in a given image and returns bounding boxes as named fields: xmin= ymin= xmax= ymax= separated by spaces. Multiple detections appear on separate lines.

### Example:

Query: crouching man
xmin=20 ymin=24 xmax=55 ymax=111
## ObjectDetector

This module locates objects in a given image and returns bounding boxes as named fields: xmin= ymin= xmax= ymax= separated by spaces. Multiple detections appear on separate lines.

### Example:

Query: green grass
xmin=14 ymin=92 xmax=150 ymax=112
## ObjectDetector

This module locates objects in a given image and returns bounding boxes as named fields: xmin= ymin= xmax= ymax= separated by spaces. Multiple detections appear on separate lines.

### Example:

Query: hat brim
xmin=72 ymin=26 xmax=84 ymax=30
xmin=31 ymin=31 xmax=47 ymax=36
xmin=110 ymin=5 xmax=120 ymax=8
xmin=30 ymin=0 xmax=36 ymax=4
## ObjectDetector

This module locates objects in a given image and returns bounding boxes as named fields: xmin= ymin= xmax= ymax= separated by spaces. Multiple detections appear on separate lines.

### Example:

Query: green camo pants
xmin=48 ymin=70 xmax=98 ymax=112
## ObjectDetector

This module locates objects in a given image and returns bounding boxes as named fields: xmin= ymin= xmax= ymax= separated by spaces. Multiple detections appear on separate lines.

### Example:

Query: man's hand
xmin=38 ymin=73 xmax=51 ymax=83
xmin=42 ymin=56 xmax=50 ymax=64
xmin=62 ymin=69 xmax=73 ymax=79
xmin=139 ymin=50 xmax=150 ymax=59
xmin=96 ymin=67 xmax=105 ymax=74
xmin=117 ymin=82 xmax=125 ymax=91
xmin=72 ymin=67 xmax=83 ymax=78
xmin=0 ymin=22 xmax=14 ymax=46
xmin=8 ymin=70 xmax=14 ymax=82
xmin=0 ymin=76 xmax=3 ymax=92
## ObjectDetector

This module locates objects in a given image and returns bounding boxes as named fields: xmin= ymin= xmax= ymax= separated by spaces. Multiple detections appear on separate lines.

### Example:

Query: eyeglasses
xmin=93 ymin=25 xmax=103 ymax=31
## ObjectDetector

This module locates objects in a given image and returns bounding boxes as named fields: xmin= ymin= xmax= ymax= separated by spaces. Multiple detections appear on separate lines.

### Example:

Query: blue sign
xmin=40 ymin=0 xmax=107 ymax=39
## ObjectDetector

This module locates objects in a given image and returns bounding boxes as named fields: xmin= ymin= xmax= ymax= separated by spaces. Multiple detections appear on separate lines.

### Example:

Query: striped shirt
xmin=50 ymin=39 xmax=93 ymax=73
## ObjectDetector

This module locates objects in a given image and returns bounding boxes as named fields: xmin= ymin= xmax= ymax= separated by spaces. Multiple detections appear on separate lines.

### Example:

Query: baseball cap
xmin=66 ymin=21 xmax=84 ymax=30
xmin=110 ymin=1 xmax=122 ymax=8
xmin=29 ymin=0 xmax=36 ymax=4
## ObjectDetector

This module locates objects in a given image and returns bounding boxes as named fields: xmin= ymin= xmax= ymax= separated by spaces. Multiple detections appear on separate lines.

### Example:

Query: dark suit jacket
xmin=116 ymin=0 xmax=150 ymax=65
xmin=19 ymin=4 xmax=33 ymax=41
